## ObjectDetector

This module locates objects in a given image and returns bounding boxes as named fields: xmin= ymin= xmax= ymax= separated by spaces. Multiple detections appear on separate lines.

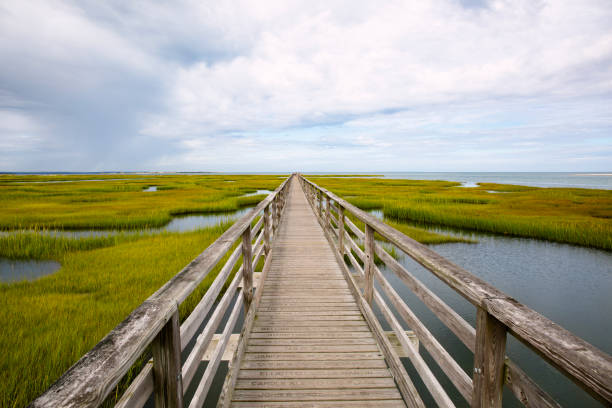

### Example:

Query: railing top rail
xmin=30 ymin=175 xmax=293 ymax=408
xmin=299 ymin=175 xmax=612 ymax=404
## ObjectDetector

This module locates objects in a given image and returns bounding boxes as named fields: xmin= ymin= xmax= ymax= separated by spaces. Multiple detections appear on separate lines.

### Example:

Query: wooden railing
xmin=29 ymin=175 xmax=293 ymax=408
xmin=298 ymin=175 xmax=612 ymax=408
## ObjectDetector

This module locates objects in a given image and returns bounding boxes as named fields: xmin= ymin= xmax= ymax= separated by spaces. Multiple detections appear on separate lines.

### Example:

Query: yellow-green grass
xmin=0 ymin=174 xmax=284 ymax=230
xmin=310 ymin=177 xmax=612 ymax=250
xmin=344 ymin=213 xmax=474 ymax=245
xmin=0 ymin=224 xmax=242 ymax=408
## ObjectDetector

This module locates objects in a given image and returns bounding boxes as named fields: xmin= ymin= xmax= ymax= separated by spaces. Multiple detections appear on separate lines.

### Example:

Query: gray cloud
xmin=0 ymin=0 xmax=611 ymax=171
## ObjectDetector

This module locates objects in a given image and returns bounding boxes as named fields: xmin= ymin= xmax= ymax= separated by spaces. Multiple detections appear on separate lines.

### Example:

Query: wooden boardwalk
xmin=32 ymin=174 xmax=612 ymax=408
xmin=229 ymin=180 xmax=405 ymax=407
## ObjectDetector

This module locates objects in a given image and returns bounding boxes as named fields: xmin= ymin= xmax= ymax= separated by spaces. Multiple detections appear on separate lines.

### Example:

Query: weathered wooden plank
xmin=374 ymin=290 xmax=455 ymax=408
xmin=238 ymin=368 xmax=394 ymax=379
xmin=243 ymin=352 xmax=385 ymax=361
xmin=255 ymin=315 xmax=364 ymax=322
xmin=235 ymin=377 xmax=396 ymax=390
xmin=257 ymin=310 xmax=362 ymax=316
xmin=374 ymin=266 xmax=473 ymax=403
xmin=251 ymin=325 xmax=372 ymax=333
xmin=188 ymin=295 xmax=243 ymax=408
xmin=231 ymin=401 xmax=405 ymax=408
xmin=248 ymin=331 xmax=372 ymax=339
xmin=374 ymin=242 xmax=476 ymax=352
xmin=240 ymin=359 xmax=388 ymax=370
xmin=232 ymin=388 xmax=402 ymax=401
xmin=248 ymin=338 xmax=377 ymax=346
xmin=247 ymin=344 xmax=381 ymax=353
xmin=504 ymin=359 xmax=562 ymax=408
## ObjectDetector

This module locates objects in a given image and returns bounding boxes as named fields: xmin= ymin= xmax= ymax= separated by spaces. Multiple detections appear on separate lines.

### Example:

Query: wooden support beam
xmin=152 ymin=309 xmax=183 ymax=408
xmin=363 ymin=224 xmax=375 ymax=304
xmin=264 ymin=206 xmax=271 ymax=256
xmin=338 ymin=206 xmax=345 ymax=257
xmin=472 ymin=308 xmax=507 ymax=408
xmin=241 ymin=226 xmax=254 ymax=313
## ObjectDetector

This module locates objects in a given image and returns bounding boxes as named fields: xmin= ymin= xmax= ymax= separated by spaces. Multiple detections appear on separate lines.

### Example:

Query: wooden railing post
xmin=152 ymin=307 xmax=183 ymax=408
xmin=338 ymin=206 xmax=345 ymax=257
xmin=264 ymin=206 xmax=271 ymax=256
xmin=325 ymin=196 xmax=331 ymax=228
xmin=317 ymin=190 xmax=322 ymax=217
xmin=241 ymin=226 xmax=254 ymax=313
xmin=272 ymin=197 xmax=278 ymax=231
xmin=472 ymin=308 xmax=507 ymax=408
xmin=364 ymin=224 xmax=375 ymax=304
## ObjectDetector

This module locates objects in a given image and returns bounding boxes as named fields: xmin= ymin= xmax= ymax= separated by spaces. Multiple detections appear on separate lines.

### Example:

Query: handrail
xmin=299 ymin=174 xmax=612 ymax=407
xmin=30 ymin=175 xmax=293 ymax=408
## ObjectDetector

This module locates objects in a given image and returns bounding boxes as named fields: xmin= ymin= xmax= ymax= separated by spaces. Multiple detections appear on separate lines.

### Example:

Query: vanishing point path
xmin=230 ymin=180 xmax=405 ymax=406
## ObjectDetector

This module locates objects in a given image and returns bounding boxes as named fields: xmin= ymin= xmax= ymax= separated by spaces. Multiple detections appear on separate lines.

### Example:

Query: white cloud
xmin=0 ymin=0 xmax=610 ymax=171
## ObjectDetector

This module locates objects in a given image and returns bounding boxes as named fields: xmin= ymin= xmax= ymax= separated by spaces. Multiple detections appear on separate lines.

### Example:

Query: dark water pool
xmin=0 ymin=207 xmax=259 ymax=281
xmin=0 ymin=259 xmax=60 ymax=282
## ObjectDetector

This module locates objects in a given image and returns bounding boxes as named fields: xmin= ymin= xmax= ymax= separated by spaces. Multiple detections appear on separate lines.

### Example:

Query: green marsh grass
xmin=0 ymin=174 xmax=284 ymax=407
xmin=0 ymin=225 xmax=236 ymax=407
xmin=310 ymin=176 xmax=612 ymax=250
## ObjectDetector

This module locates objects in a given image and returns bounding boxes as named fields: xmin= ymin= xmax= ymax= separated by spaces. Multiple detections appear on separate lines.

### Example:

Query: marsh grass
xmin=0 ymin=174 xmax=284 ymax=407
xmin=0 ymin=224 xmax=236 ymax=407
xmin=311 ymin=177 xmax=612 ymax=250
xmin=0 ymin=174 xmax=284 ymax=230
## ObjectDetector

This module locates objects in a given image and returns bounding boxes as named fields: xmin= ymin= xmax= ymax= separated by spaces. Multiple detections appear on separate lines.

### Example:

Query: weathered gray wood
xmin=223 ymin=180 xmax=409 ymax=407
xmin=217 ymin=188 xmax=287 ymax=408
xmin=231 ymin=401 xmax=405 ymax=408
xmin=472 ymin=308 xmax=507 ymax=408
xmin=363 ymin=224 xmax=375 ymax=304
xmin=374 ymin=266 xmax=473 ymax=403
xmin=314 ymin=203 xmax=424 ymax=408
xmin=232 ymin=388 xmax=403 ymax=402
xmin=504 ymin=359 xmax=562 ymax=408
xmin=338 ymin=206 xmax=345 ymax=257
xmin=114 ymin=361 xmax=154 ymax=408
xmin=375 ymin=243 xmax=476 ymax=352
xmin=183 ymin=271 xmax=241 ymax=389
xmin=189 ymin=295 xmax=243 ymax=408
xmin=301 ymin=176 xmax=612 ymax=405
xmin=374 ymin=290 xmax=455 ymax=408
xmin=240 ymin=359 xmax=388 ymax=369
xmin=151 ymin=309 xmax=183 ymax=408
xmin=241 ymin=225 xmax=254 ymax=312
xmin=264 ymin=206 xmax=271 ymax=256
xmin=235 ymin=377 xmax=396 ymax=389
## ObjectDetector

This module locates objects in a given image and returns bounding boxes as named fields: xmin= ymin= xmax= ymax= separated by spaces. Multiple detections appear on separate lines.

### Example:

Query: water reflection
xmin=0 ymin=259 xmax=60 ymax=282
xmin=370 ymin=222 xmax=611 ymax=407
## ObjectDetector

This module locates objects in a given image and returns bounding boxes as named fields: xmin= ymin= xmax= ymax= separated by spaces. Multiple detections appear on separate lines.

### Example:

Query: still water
xmin=0 ymin=207 xmax=258 ymax=282
xmin=367 ymin=214 xmax=611 ymax=407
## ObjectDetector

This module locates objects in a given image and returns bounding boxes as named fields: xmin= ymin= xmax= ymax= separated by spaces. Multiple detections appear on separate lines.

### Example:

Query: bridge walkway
xmin=228 ymin=179 xmax=406 ymax=407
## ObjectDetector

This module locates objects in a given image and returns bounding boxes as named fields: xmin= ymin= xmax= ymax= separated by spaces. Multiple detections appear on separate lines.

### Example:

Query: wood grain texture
xmin=152 ymin=309 xmax=183 ymax=408
xmin=301 ymin=175 xmax=612 ymax=405
xmin=226 ymin=180 xmax=407 ymax=407
xmin=472 ymin=308 xmax=507 ymax=408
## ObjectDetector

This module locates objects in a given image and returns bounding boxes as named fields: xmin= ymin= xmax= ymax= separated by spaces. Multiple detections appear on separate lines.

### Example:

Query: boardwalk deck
xmin=229 ymin=180 xmax=406 ymax=407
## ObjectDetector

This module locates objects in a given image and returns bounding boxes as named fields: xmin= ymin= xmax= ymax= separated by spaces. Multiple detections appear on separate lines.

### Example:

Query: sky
xmin=0 ymin=0 xmax=611 ymax=172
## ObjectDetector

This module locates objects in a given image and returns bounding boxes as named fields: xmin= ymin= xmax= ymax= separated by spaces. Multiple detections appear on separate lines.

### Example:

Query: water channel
xmin=365 ymin=211 xmax=611 ymax=407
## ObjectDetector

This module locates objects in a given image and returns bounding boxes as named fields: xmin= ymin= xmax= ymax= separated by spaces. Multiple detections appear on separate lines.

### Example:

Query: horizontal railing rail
xmin=30 ymin=175 xmax=293 ymax=408
xmin=299 ymin=174 xmax=612 ymax=408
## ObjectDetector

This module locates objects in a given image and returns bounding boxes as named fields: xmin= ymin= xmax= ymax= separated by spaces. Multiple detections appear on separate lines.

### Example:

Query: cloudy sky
xmin=1 ymin=0 xmax=611 ymax=172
